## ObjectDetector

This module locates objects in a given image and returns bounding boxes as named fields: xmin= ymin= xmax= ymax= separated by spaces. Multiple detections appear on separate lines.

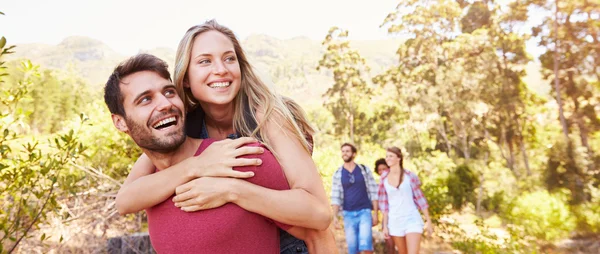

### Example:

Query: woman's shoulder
xmin=403 ymin=169 xmax=418 ymax=178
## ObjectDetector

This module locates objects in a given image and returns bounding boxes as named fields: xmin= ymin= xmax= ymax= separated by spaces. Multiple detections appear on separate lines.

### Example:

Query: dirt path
xmin=333 ymin=226 xmax=456 ymax=254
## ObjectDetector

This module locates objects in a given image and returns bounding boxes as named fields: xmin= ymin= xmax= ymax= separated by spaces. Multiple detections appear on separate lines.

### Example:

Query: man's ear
xmin=111 ymin=114 xmax=129 ymax=133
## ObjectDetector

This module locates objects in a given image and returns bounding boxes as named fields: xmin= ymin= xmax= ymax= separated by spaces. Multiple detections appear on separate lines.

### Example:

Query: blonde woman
xmin=115 ymin=20 xmax=336 ymax=253
xmin=378 ymin=147 xmax=432 ymax=254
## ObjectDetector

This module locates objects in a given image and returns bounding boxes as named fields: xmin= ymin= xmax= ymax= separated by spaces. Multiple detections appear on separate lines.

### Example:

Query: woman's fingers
xmin=233 ymin=146 xmax=264 ymax=157
xmin=180 ymin=205 xmax=202 ymax=212
xmin=174 ymin=198 xmax=200 ymax=209
xmin=227 ymin=137 xmax=258 ymax=148
xmin=173 ymin=189 xmax=194 ymax=203
xmin=174 ymin=182 xmax=193 ymax=195
xmin=225 ymin=170 xmax=255 ymax=178
xmin=230 ymin=157 xmax=262 ymax=167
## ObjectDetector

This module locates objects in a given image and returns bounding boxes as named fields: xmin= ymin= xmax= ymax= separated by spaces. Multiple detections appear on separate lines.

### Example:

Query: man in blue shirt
xmin=331 ymin=143 xmax=379 ymax=254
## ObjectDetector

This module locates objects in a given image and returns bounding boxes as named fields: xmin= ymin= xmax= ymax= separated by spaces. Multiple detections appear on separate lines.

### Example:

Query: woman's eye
xmin=225 ymin=56 xmax=236 ymax=62
xmin=199 ymin=59 xmax=210 ymax=64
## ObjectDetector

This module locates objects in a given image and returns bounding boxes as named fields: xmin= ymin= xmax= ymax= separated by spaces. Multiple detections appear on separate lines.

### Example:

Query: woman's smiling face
xmin=185 ymin=30 xmax=242 ymax=108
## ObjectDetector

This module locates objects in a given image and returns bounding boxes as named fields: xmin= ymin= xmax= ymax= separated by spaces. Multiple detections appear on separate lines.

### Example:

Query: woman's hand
xmin=173 ymin=177 xmax=237 ymax=212
xmin=425 ymin=220 xmax=433 ymax=237
xmin=383 ymin=226 xmax=390 ymax=239
xmin=186 ymin=137 xmax=263 ymax=179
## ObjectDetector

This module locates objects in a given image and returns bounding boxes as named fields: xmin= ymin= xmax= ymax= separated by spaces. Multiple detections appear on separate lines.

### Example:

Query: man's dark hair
xmin=104 ymin=54 xmax=172 ymax=116
xmin=374 ymin=158 xmax=388 ymax=175
xmin=341 ymin=142 xmax=357 ymax=154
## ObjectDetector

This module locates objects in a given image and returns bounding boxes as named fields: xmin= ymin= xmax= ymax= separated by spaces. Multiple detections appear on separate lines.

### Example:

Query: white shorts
xmin=388 ymin=215 xmax=424 ymax=237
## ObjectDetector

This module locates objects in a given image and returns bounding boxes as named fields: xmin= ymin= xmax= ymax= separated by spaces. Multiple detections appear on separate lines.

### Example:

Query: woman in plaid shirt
xmin=378 ymin=147 xmax=432 ymax=254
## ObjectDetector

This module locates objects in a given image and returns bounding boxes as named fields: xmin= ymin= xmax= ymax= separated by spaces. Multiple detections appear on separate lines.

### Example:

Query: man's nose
xmin=156 ymin=94 xmax=173 ymax=111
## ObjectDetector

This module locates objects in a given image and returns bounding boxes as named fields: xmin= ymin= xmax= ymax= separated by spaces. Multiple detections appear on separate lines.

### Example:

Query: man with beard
xmin=104 ymin=54 xmax=292 ymax=253
xmin=331 ymin=143 xmax=379 ymax=254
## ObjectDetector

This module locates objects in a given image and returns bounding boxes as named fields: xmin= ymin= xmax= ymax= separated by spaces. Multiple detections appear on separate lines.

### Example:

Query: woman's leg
xmin=391 ymin=236 xmax=407 ymax=254
xmin=405 ymin=233 xmax=422 ymax=254
xmin=386 ymin=237 xmax=396 ymax=254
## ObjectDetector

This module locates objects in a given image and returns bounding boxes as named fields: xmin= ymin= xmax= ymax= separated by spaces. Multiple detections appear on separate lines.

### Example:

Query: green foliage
xmin=1 ymin=60 xmax=94 ymax=134
xmin=446 ymin=164 xmax=480 ymax=210
xmin=571 ymin=185 xmax=600 ymax=234
xmin=73 ymin=101 xmax=141 ymax=180
xmin=442 ymin=220 xmax=537 ymax=254
xmin=317 ymin=27 xmax=397 ymax=147
xmin=531 ymin=0 xmax=600 ymax=183
xmin=506 ymin=190 xmax=576 ymax=241
xmin=405 ymin=151 xmax=456 ymax=222
xmin=482 ymin=190 xmax=505 ymax=213
xmin=421 ymin=177 xmax=452 ymax=223
xmin=545 ymin=136 xmax=593 ymax=204
xmin=0 ymin=38 xmax=86 ymax=252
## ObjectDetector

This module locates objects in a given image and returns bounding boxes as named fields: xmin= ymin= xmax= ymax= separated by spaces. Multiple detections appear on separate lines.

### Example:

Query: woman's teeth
xmin=209 ymin=82 xmax=230 ymax=88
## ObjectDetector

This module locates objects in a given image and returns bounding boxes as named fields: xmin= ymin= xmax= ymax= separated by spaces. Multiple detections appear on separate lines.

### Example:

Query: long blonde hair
xmin=174 ymin=20 xmax=313 ymax=153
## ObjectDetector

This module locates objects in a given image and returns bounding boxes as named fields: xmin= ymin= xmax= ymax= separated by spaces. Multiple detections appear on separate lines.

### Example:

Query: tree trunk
xmin=577 ymin=117 xmax=595 ymax=171
xmin=476 ymin=152 xmax=487 ymax=217
xmin=513 ymin=118 xmax=532 ymax=176
xmin=462 ymin=130 xmax=470 ymax=160
xmin=554 ymin=0 xmax=570 ymax=141
xmin=520 ymin=140 xmax=532 ymax=176
xmin=508 ymin=139 xmax=517 ymax=177
xmin=499 ymin=125 xmax=516 ymax=175
xmin=437 ymin=121 xmax=452 ymax=156
xmin=348 ymin=85 xmax=354 ymax=144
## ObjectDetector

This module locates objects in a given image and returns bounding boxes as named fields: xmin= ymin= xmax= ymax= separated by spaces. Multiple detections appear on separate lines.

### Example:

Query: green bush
xmin=507 ymin=190 xmax=576 ymax=241
xmin=441 ymin=220 xmax=537 ymax=254
xmin=446 ymin=164 xmax=479 ymax=210
xmin=573 ymin=203 xmax=600 ymax=234
xmin=405 ymin=151 xmax=456 ymax=222
xmin=572 ymin=185 xmax=600 ymax=234
xmin=0 ymin=46 xmax=86 ymax=252
xmin=421 ymin=177 xmax=451 ymax=223
xmin=482 ymin=190 xmax=505 ymax=213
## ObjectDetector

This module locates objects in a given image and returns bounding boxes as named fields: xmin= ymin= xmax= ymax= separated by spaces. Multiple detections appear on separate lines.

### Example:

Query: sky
xmin=2 ymin=0 xmax=400 ymax=55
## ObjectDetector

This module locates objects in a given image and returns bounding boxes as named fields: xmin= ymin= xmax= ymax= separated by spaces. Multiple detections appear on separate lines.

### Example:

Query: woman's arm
xmin=382 ymin=211 xmax=390 ymax=239
xmin=423 ymin=208 xmax=433 ymax=236
xmin=115 ymin=137 xmax=263 ymax=215
xmin=235 ymin=111 xmax=331 ymax=228
xmin=411 ymin=172 xmax=433 ymax=236
xmin=173 ymin=168 xmax=331 ymax=230
xmin=115 ymin=153 xmax=183 ymax=215
xmin=174 ymin=112 xmax=332 ymax=229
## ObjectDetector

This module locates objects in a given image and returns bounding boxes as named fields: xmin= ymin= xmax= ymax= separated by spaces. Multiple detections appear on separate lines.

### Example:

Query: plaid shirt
xmin=377 ymin=169 xmax=429 ymax=212
xmin=330 ymin=163 xmax=378 ymax=209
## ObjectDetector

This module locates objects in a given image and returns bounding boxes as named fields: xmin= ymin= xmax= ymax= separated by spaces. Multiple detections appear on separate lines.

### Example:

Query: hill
xmin=7 ymin=35 xmax=548 ymax=103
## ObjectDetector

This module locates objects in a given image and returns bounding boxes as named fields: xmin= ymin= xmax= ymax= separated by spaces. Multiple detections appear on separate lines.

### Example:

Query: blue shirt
xmin=341 ymin=165 xmax=373 ymax=211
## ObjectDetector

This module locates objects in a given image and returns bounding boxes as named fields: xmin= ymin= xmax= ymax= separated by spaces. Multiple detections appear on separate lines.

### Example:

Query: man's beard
xmin=126 ymin=110 xmax=186 ymax=153
xmin=342 ymin=154 xmax=354 ymax=163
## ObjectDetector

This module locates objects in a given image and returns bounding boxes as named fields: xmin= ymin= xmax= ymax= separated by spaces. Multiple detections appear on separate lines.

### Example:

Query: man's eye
xmin=140 ymin=97 xmax=150 ymax=103
xmin=165 ymin=90 xmax=175 ymax=96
